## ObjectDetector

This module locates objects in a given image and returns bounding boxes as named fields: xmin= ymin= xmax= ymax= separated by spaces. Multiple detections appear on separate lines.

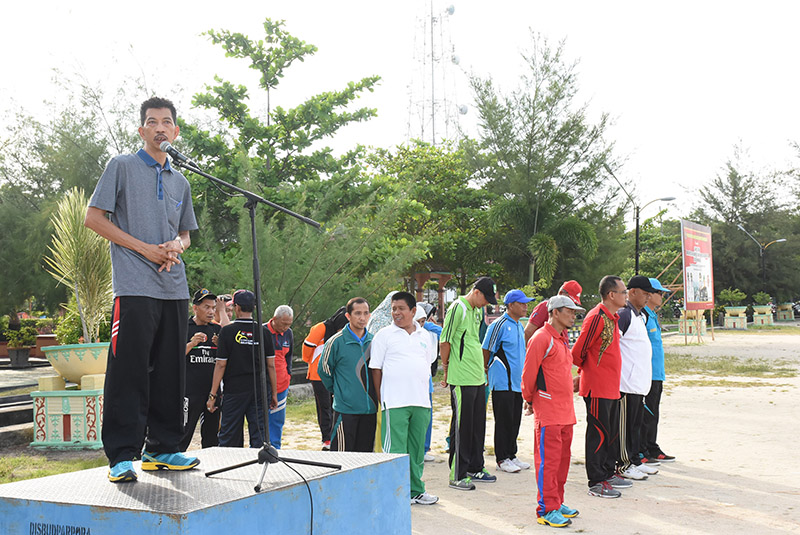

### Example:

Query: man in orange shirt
xmin=266 ymin=305 xmax=294 ymax=449
xmin=522 ymin=295 xmax=584 ymax=528
xmin=302 ymin=306 xmax=347 ymax=450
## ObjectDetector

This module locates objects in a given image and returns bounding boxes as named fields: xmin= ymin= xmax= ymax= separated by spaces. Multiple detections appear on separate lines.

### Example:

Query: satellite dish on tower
xmin=446 ymin=5 xmax=455 ymax=15
xmin=458 ymin=105 xmax=468 ymax=115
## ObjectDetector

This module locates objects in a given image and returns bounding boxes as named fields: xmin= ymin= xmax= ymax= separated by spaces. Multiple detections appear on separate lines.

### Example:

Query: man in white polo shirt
xmin=370 ymin=291 xmax=439 ymax=506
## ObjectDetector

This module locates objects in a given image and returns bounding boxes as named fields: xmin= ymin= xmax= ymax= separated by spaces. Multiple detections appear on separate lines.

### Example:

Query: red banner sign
xmin=681 ymin=220 xmax=715 ymax=310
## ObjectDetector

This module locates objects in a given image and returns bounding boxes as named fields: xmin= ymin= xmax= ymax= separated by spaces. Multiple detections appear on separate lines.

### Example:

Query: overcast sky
xmin=2 ymin=0 xmax=798 ymax=223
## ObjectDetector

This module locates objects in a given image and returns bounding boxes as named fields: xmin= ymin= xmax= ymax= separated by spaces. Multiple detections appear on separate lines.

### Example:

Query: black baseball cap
xmin=233 ymin=289 xmax=256 ymax=307
xmin=474 ymin=276 xmax=498 ymax=305
xmin=627 ymin=275 xmax=655 ymax=292
xmin=192 ymin=288 xmax=217 ymax=304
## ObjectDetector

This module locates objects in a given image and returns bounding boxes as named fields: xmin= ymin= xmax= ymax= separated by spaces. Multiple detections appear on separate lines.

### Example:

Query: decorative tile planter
xmin=724 ymin=306 xmax=748 ymax=330
xmin=679 ymin=310 xmax=707 ymax=335
xmin=31 ymin=388 xmax=103 ymax=449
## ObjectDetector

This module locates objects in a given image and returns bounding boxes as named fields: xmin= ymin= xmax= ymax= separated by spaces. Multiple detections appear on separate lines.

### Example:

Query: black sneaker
xmin=654 ymin=452 xmax=676 ymax=462
xmin=466 ymin=468 xmax=497 ymax=483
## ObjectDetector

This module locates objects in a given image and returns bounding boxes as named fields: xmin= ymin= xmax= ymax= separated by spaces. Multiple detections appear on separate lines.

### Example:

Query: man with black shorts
xmin=85 ymin=97 xmax=200 ymax=483
xmin=180 ymin=288 xmax=225 ymax=451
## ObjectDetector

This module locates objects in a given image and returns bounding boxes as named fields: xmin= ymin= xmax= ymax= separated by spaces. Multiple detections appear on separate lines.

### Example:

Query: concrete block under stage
xmin=0 ymin=448 xmax=411 ymax=535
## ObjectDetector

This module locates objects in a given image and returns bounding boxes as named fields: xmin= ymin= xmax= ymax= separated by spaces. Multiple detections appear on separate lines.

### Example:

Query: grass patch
xmin=0 ymin=385 xmax=36 ymax=397
xmin=0 ymin=452 xmax=106 ymax=484
xmin=286 ymin=396 xmax=318 ymax=422
xmin=676 ymin=378 xmax=794 ymax=388
xmin=736 ymin=325 xmax=800 ymax=334
xmin=665 ymin=353 xmax=797 ymax=377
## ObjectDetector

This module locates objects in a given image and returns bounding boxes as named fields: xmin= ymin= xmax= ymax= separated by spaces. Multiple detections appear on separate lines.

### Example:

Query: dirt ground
xmin=261 ymin=328 xmax=800 ymax=534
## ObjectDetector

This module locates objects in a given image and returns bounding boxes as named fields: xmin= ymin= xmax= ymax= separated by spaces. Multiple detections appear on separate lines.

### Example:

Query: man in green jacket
xmin=318 ymin=297 xmax=376 ymax=452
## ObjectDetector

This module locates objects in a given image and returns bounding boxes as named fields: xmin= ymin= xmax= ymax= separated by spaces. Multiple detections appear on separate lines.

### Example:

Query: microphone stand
xmin=171 ymin=158 xmax=341 ymax=492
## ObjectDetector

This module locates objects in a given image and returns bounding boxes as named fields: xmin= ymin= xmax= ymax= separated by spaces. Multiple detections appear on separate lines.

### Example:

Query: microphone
xmin=159 ymin=141 xmax=197 ymax=167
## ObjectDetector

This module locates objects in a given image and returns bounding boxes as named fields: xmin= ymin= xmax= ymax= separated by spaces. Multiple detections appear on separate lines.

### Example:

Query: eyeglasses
xmin=612 ymin=289 xmax=628 ymax=295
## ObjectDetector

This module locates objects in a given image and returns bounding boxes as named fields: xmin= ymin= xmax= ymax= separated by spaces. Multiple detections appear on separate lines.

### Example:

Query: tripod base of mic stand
xmin=206 ymin=443 xmax=343 ymax=493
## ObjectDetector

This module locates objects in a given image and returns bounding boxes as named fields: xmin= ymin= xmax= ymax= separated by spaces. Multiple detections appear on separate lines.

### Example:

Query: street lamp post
xmin=736 ymin=224 xmax=787 ymax=291
xmin=603 ymin=165 xmax=676 ymax=274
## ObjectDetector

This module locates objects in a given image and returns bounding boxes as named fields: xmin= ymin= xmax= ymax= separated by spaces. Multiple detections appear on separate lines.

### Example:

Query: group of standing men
xmin=86 ymin=95 xmax=674 ymax=530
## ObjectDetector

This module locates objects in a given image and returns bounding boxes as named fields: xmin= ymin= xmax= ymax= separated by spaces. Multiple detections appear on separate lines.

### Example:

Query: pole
xmin=635 ymin=205 xmax=640 ymax=275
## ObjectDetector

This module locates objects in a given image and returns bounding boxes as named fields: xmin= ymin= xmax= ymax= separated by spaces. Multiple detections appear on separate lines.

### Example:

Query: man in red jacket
xmin=571 ymin=275 xmax=628 ymax=499
xmin=522 ymin=295 xmax=585 ymax=528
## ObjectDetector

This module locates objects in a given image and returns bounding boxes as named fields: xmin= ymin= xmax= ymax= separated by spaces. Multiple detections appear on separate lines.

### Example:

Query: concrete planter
xmin=8 ymin=348 xmax=32 ymax=368
xmin=724 ymin=306 xmax=748 ymax=329
xmin=777 ymin=303 xmax=794 ymax=321
xmin=41 ymin=343 xmax=108 ymax=384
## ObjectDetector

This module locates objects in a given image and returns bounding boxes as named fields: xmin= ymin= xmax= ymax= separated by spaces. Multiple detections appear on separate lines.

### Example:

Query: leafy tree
xmin=466 ymin=34 xmax=615 ymax=286
xmin=365 ymin=141 xmax=492 ymax=294
xmin=692 ymin=148 xmax=799 ymax=302
xmin=179 ymin=19 xmax=381 ymax=253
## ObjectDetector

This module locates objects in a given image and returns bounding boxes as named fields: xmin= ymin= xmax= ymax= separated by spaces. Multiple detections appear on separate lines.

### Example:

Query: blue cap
xmin=504 ymin=289 xmax=534 ymax=305
xmin=648 ymin=278 xmax=670 ymax=293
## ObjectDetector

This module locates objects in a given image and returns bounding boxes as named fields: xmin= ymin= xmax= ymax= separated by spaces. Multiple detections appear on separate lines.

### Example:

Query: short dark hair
xmin=237 ymin=302 xmax=254 ymax=313
xmin=599 ymin=275 xmax=622 ymax=298
xmin=140 ymin=97 xmax=177 ymax=126
xmin=346 ymin=297 xmax=368 ymax=314
xmin=391 ymin=291 xmax=416 ymax=310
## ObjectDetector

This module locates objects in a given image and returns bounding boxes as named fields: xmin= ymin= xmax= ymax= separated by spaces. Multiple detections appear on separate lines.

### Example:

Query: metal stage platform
xmin=0 ymin=448 xmax=411 ymax=534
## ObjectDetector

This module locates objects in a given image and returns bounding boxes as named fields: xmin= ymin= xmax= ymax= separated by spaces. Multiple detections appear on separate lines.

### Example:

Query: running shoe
xmin=498 ymin=459 xmax=521 ymax=473
xmin=467 ymin=468 xmax=497 ymax=482
xmin=511 ymin=457 xmax=531 ymax=470
xmin=141 ymin=451 xmax=200 ymax=471
xmin=322 ymin=441 xmax=331 ymax=451
xmin=411 ymin=492 xmax=439 ymax=505
xmin=606 ymin=475 xmax=633 ymax=489
xmin=108 ymin=460 xmax=137 ymax=483
xmin=449 ymin=477 xmax=476 ymax=490
xmin=424 ymin=453 xmax=435 ymax=462
xmin=619 ymin=465 xmax=648 ymax=480
xmin=559 ymin=504 xmax=579 ymax=518
xmin=636 ymin=462 xmax=659 ymax=475
xmin=653 ymin=452 xmax=676 ymax=462
xmin=641 ymin=457 xmax=661 ymax=466
xmin=588 ymin=480 xmax=621 ymax=498
xmin=537 ymin=509 xmax=572 ymax=527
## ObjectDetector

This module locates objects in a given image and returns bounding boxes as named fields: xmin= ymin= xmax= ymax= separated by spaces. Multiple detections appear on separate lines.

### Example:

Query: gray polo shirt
xmin=89 ymin=149 xmax=198 ymax=300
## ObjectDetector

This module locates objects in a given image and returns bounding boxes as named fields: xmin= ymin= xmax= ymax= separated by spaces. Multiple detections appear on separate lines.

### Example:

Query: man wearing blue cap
xmin=640 ymin=278 xmax=676 ymax=464
xmin=483 ymin=289 xmax=534 ymax=474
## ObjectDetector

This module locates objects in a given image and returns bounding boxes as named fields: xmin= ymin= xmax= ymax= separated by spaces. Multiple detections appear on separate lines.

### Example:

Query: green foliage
xmin=752 ymin=291 xmax=772 ymax=306
xmin=3 ymin=325 xmax=38 ymax=348
xmin=54 ymin=305 xmax=111 ymax=345
xmin=718 ymin=287 xmax=746 ymax=306
xmin=181 ymin=18 xmax=380 ymax=255
xmin=44 ymin=188 xmax=113 ymax=343
xmin=467 ymin=34 xmax=613 ymax=286
xmin=365 ymin=142 xmax=491 ymax=293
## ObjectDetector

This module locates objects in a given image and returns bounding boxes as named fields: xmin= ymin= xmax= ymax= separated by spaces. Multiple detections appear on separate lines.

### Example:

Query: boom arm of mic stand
xmin=172 ymin=159 xmax=321 ymax=229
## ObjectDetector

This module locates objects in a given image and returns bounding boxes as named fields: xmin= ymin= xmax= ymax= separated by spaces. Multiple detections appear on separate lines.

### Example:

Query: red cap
xmin=559 ymin=280 xmax=582 ymax=305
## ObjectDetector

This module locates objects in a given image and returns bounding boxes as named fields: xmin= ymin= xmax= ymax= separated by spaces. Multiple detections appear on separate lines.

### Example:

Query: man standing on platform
xmin=370 ymin=292 xmax=439 ymax=506
xmin=441 ymin=276 xmax=499 ymax=490
xmin=641 ymin=278 xmax=676 ymax=464
xmin=207 ymin=290 xmax=277 ymax=448
xmin=524 ymin=281 xmax=583 ymax=343
xmin=180 ymin=288 xmax=227 ymax=451
xmin=572 ymin=275 xmax=627 ymax=498
xmin=483 ymin=289 xmax=533 ymax=474
xmin=616 ymin=275 xmax=657 ymax=481
xmin=318 ymin=297 xmax=377 ymax=452
xmin=85 ymin=97 xmax=200 ymax=483
xmin=266 ymin=305 xmax=294 ymax=449
xmin=522 ymin=295 xmax=584 ymax=528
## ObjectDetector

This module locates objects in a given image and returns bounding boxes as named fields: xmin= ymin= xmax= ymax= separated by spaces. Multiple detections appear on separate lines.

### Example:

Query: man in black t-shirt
xmin=207 ymin=290 xmax=277 ymax=448
xmin=180 ymin=288 xmax=225 ymax=451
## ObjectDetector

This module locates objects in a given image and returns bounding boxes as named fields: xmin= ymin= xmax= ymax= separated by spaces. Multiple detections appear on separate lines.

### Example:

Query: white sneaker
xmin=411 ymin=492 xmax=439 ymax=505
xmin=511 ymin=457 xmax=531 ymax=470
xmin=424 ymin=453 xmax=435 ymax=462
xmin=619 ymin=465 xmax=648 ymax=480
xmin=635 ymin=462 xmax=658 ymax=475
xmin=498 ymin=459 xmax=521 ymax=473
